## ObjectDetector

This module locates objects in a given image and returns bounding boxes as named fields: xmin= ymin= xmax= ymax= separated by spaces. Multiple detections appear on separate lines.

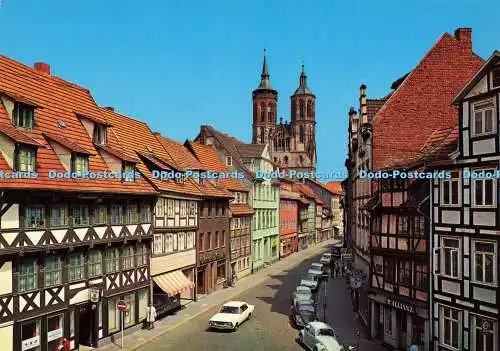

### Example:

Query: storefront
xmin=153 ymin=269 xmax=195 ymax=315
xmin=369 ymin=294 xmax=429 ymax=350
xmin=18 ymin=310 xmax=66 ymax=351
xmin=196 ymin=253 xmax=227 ymax=296
xmin=279 ymin=233 xmax=297 ymax=259
xmin=298 ymin=233 xmax=308 ymax=250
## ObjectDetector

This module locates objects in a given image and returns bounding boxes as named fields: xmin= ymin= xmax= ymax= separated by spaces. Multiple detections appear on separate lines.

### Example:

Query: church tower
xmin=252 ymin=49 xmax=278 ymax=145
xmin=290 ymin=64 xmax=316 ymax=170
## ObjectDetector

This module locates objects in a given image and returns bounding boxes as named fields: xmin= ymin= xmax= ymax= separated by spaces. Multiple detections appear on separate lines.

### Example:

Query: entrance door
xmin=78 ymin=304 xmax=96 ymax=347
xmin=197 ymin=269 xmax=205 ymax=295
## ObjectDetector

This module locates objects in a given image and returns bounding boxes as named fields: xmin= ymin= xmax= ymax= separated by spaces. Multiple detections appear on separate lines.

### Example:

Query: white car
xmin=311 ymin=263 xmax=325 ymax=272
xmin=208 ymin=301 xmax=254 ymax=331
xmin=300 ymin=277 xmax=319 ymax=292
xmin=299 ymin=321 xmax=344 ymax=351
xmin=320 ymin=253 xmax=333 ymax=265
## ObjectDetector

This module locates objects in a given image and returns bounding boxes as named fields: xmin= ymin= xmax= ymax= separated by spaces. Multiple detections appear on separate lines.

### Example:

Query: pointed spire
xmin=293 ymin=60 xmax=313 ymax=96
xmin=255 ymin=48 xmax=274 ymax=91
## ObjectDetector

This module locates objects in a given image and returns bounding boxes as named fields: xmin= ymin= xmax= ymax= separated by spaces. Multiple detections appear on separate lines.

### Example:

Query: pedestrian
xmin=409 ymin=342 xmax=418 ymax=351
xmin=146 ymin=304 xmax=157 ymax=330
xmin=57 ymin=340 xmax=64 ymax=351
xmin=63 ymin=338 xmax=70 ymax=351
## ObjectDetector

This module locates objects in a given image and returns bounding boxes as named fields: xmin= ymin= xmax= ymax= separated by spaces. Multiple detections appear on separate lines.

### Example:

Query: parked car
xmin=293 ymin=291 xmax=315 ymax=306
xmin=208 ymin=301 xmax=254 ymax=331
xmin=291 ymin=300 xmax=318 ymax=329
xmin=299 ymin=321 xmax=344 ymax=350
xmin=320 ymin=253 xmax=333 ymax=265
xmin=293 ymin=285 xmax=313 ymax=301
xmin=300 ymin=275 xmax=319 ymax=292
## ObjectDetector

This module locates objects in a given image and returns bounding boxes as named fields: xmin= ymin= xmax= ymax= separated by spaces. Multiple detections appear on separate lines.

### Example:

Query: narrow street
xmin=137 ymin=251 xmax=386 ymax=351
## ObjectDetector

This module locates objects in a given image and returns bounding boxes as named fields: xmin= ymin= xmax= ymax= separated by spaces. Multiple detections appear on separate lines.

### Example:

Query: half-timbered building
xmin=0 ymin=58 xmax=156 ymax=351
xmin=429 ymin=51 xmax=500 ymax=351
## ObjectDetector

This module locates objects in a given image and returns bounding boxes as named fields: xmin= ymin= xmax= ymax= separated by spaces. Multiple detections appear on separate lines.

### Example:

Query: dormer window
xmin=122 ymin=162 xmax=135 ymax=182
xmin=13 ymin=102 xmax=34 ymax=129
xmin=472 ymin=99 xmax=496 ymax=137
xmin=15 ymin=146 xmax=36 ymax=172
xmin=93 ymin=124 xmax=106 ymax=145
xmin=226 ymin=156 xmax=232 ymax=166
xmin=72 ymin=154 xmax=89 ymax=175
xmin=492 ymin=67 xmax=500 ymax=88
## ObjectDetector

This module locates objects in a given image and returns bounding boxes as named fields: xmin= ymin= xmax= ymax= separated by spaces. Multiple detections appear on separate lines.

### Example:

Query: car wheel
xmin=247 ymin=313 xmax=252 ymax=320
xmin=313 ymin=347 xmax=319 ymax=351
xmin=233 ymin=323 xmax=239 ymax=331
xmin=298 ymin=334 xmax=304 ymax=345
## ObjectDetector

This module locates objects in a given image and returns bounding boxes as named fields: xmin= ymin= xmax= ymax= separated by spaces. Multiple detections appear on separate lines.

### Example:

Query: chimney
xmin=360 ymin=84 xmax=368 ymax=124
xmin=454 ymin=28 xmax=472 ymax=51
xmin=104 ymin=106 xmax=114 ymax=111
xmin=34 ymin=62 xmax=50 ymax=74
xmin=153 ymin=132 xmax=161 ymax=136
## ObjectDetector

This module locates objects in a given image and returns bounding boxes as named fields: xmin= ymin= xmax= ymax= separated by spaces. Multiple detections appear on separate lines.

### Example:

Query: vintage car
xmin=320 ymin=253 xmax=333 ymax=265
xmin=291 ymin=300 xmax=318 ymax=329
xmin=208 ymin=301 xmax=254 ymax=331
xmin=300 ymin=275 xmax=319 ymax=292
xmin=293 ymin=290 xmax=315 ymax=306
xmin=299 ymin=321 xmax=344 ymax=351
xmin=293 ymin=285 xmax=313 ymax=301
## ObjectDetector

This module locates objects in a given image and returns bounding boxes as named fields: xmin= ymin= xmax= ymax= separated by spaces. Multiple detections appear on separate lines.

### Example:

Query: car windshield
xmin=306 ymin=275 xmax=317 ymax=281
xmin=220 ymin=306 xmax=239 ymax=314
xmin=299 ymin=305 xmax=315 ymax=314
xmin=312 ymin=264 xmax=322 ymax=269
xmin=296 ymin=294 xmax=311 ymax=301
xmin=297 ymin=287 xmax=311 ymax=293
xmin=318 ymin=328 xmax=335 ymax=337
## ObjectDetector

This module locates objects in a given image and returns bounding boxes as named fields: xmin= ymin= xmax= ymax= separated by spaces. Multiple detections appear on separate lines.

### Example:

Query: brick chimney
xmin=34 ymin=62 xmax=50 ymax=74
xmin=454 ymin=28 xmax=472 ymax=51
xmin=104 ymin=106 xmax=114 ymax=111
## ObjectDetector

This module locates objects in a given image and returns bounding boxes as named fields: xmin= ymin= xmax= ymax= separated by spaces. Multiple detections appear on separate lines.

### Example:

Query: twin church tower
xmin=251 ymin=50 xmax=317 ymax=173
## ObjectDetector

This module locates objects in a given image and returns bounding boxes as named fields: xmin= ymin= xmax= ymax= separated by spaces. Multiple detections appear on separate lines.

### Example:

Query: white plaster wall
xmin=0 ymin=134 xmax=14 ymax=168
xmin=99 ymin=149 xmax=121 ymax=173
xmin=50 ymin=142 xmax=71 ymax=171
xmin=441 ymin=210 xmax=461 ymax=224
xmin=0 ymin=262 xmax=12 ymax=295
xmin=473 ymin=286 xmax=496 ymax=304
xmin=80 ymin=118 xmax=94 ymax=139
xmin=0 ymin=323 xmax=13 ymax=351
xmin=464 ymin=76 xmax=488 ymax=99
xmin=472 ymin=138 xmax=496 ymax=156
xmin=1 ymin=204 xmax=19 ymax=229
xmin=441 ymin=280 xmax=461 ymax=295
xmin=0 ymin=96 xmax=14 ymax=118
xmin=473 ymin=211 xmax=495 ymax=226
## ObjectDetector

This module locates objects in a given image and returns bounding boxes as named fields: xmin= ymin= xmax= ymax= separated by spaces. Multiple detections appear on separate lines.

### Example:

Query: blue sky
xmin=1 ymin=0 xmax=499 ymax=176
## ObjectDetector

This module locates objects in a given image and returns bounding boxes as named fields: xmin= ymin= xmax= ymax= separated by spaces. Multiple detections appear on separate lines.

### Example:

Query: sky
xmin=1 ymin=0 xmax=500 ymax=177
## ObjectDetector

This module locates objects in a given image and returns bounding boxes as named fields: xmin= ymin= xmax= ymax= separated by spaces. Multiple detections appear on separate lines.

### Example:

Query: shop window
xmin=44 ymin=257 xmax=62 ymax=287
xmin=69 ymin=253 xmax=84 ymax=281
xmin=21 ymin=320 xmax=40 ymax=351
xmin=124 ymin=293 xmax=135 ymax=327
xmin=216 ymin=262 xmax=225 ymax=282
xmin=138 ymin=289 xmax=148 ymax=321
xmin=88 ymin=250 xmax=102 ymax=277
xmin=108 ymin=298 xmax=119 ymax=333
xmin=47 ymin=314 xmax=64 ymax=351
xmin=385 ymin=306 xmax=392 ymax=335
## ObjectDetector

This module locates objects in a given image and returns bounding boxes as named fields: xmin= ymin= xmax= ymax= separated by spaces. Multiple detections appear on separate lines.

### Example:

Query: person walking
xmin=146 ymin=304 xmax=157 ymax=330
xmin=63 ymin=338 xmax=70 ymax=351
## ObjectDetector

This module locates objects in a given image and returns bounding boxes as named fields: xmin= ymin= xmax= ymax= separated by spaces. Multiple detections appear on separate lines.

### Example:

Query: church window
xmin=269 ymin=103 xmax=275 ymax=122
xmin=299 ymin=125 xmax=305 ymax=143
xmin=299 ymin=100 xmax=305 ymax=119
xmin=307 ymin=100 xmax=313 ymax=119
xmin=291 ymin=100 xmax=297 ymax=119
xmin=260 ymin=127 xmax=265 ymax=144
xmin=299 ymin=155 xmax=304 ymax=165
xmin=260 ymin=102 xmax=266 ymax=122
xmin=283 ymin=156 xmax=288 ymax=165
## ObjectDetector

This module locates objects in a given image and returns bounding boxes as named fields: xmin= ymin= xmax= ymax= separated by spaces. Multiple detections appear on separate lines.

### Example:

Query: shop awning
xmin=153 ymin=270 xmax=195 ymax=297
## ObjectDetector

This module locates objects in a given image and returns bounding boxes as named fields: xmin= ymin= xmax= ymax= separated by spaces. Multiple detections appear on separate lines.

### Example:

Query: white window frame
xmin=439 ymin=305 xmax=462 ymax=350
xmin=154 ymin=234 xmax=164 ymax=255
xmin=440 ymin=171 xmax=461 ymax=206
xmin=440 ymin=236 xmax=461 ymax=279
xmin=471 ymin=313 xmax=497 ymax=351
xmin=472 ymin=240 xmax=497 ymax=286
xmin=165 ymin=234 xmax=174 ymax=253
xmin=471 ymin=168 xmax=497 ymax=208
xmin=472 ymin=99 xmax=496 ymax=137
xmin=68 ymin=253 xmax=84 ymax=282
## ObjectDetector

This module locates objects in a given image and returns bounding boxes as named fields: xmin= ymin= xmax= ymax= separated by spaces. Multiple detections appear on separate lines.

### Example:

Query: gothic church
xmin=251 ymin=50 xmax=317 ymax=173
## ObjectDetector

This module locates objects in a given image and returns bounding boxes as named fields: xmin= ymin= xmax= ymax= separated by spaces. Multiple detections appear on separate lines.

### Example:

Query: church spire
xmin=293 ymin=61 xmax=313 ymax=96
xmin=256 ymin=48 xmax=273 ymax=90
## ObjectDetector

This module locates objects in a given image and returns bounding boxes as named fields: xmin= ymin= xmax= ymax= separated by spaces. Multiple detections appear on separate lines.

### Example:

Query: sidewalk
xmin=98 ymin=239 xmax=337 ymax=351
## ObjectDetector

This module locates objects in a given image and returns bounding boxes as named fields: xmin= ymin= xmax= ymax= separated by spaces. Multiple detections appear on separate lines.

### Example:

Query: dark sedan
xmin=290 ymin=301 xmax=318 ymax=329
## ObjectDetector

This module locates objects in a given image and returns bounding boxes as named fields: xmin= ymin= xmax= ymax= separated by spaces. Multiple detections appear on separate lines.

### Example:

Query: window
xmin=72 ymin=205 xmax=89 ymax=226
xmin=47 ymin=314 xmax=63 ymax=350
xmin=108 ymin=297 xmax=119 ymax=333
xmin=413 ymin=216 xmax=425 ymax=236
xmin=105 ymin=248 xmax=119 ymax=273
xmin=178 ymin=232 xmax=186 ymax=251
xmin=25 ymin=205 xmax=45 ymax=228
xmin=136 ymin=244 xmax=148 ymax=266
xmin=139 ymin=204 xmax=151 ymax=223
xmin=398 ymin=261 xmax=411 ymax=286
xmin=16 ymin=146 xmax=36 ymax=172
xmin=221 ymin=230 xmax=226 ymax=247
xmin=93 ymin=205 xmax=107 ymax=225
xmin=21 ymin=320 xmax=40 ymax=351
xmin=121 ymin=246 xmax=134 ymax=270
xmin=165 ymin=234 xmax=174 ymax=253
xmin=493 ymin=67 xmax=500 ymax=88
xmin=207 ymin=232 xmax=212 ymax=250
xmin=441 ymin=171 xmax=460 ymax=205
xmin=442 ymin=237 xmax=460 ymax=278
xmin=385 ymin=306 xmax=392 ymax=335
xmin=173 ymin=233 xmax=178 ymax=251
xmin=188 ymin=202 xmax=196 ymax=217
xmin=186 ymin=232 xmax=195 ymax=249
xmin=123 ymin=162 xmax=135 ymax=182
xmin=93 ymin=124 xmax=106 ymax=145
xmin=69 ymin=253 xmax=84 ymax=281
xmin=472 ymin=169 xmax=496 ymax=206
xmin=88 ymin=250 xmax=102 ymax=277
xmin=299 ymin=100 xmax=305 ymax=119
xmin=154 ymin=234 xmax=164 ymax=254
xmin=72 ymin=154 xmax=89 ymax=174
xmin=199 ymin=233 xmax=204 ymax=251
xmin=415 ymin=263 xmax=428 ymax=290
xmin=384 ymin=259 xmax=395 ymax=283
xmin=397 ymin=216 xmax=408 ymax=234
xmin=473 ymin=240 xmax=496 ymax=285
xmin=180 ymin=201 xmax=187 ymax=217
xmin=126 ymin=204 xmax=139 ymax=224
xmin=13 ymin=102 xmax=34 ymax=129
xmin=260 ymin=127 xmax=265 ymax=144
xmin=440 ymin=306 xmax=460 ymax=349
xmin=111 ymin=205 xmax=123 ymax=225
xmin=226 ymin=156 xmax=232 ymax=166
xmin=472 ymin=99 xmax=496 ymax=136
xmin=260 ymin=102 xmax=265 ymax=122
xmin=215 ymin=231 xmax=220 ymax=248
xmin=472 ymin=315 xmax=496 ymax=351
xmin=44 ymin=257 xmax=61 ymax=287
xmin=19 ymin=260 xmax=37 ymax=292
xmin=156 ymin=199 xmax=164 ymax=217
xmin=167 ymin=199 xmax=174 ymax=218
xmin=124 ymin=293 xmax=135 ymax=327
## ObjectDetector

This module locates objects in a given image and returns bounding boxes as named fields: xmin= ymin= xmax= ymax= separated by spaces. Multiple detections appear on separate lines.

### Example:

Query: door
xmin=77 ymin=304 xmax=96 ymax=347
xmin=197 ymin=269 xmax=205 ymax=295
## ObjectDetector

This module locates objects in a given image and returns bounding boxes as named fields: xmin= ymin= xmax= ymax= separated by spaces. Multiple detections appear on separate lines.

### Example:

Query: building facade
xmin=251 ymin=51 xmax=317 ymax=173
xmin=279 ymin=180 xmax=300 ymax=258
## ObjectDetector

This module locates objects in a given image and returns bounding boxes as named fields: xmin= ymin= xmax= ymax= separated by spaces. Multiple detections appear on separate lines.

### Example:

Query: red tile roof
xmin=325 ymin=181 xmax=342 ymax=195
xmin=95 ymin=144 xmax=138 ymax=163
xmin=372 ymin=29 xmax=484 ymax=171
xmin=0 ymin=55 xmax=155 ymax=194
xmin=229 ymin=204 xmax=254 ymax=216
xmin=43 ymin=132 xmax=93 ymax=155
xmin=0 ymin=123 xmax=43 ymax=146
xmin=156 ymin=135 xmax=205 ymax=171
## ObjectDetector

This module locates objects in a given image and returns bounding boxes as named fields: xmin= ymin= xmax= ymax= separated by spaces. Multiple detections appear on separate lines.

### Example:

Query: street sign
xmin=117 ymin=300 xmax=127 ymax=312
xmin=89 ymin=288 xmax=100 ymax=303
